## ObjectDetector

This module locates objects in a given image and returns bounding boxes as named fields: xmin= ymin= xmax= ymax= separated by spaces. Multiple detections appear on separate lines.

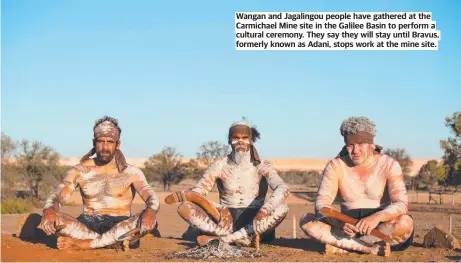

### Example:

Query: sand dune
xmin=57 ymin=156 xmax=441 ymax=176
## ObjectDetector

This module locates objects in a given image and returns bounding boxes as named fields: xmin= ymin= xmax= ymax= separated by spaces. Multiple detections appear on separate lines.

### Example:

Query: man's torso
xmin=332 ymin=154 xmax=396 ymax=211
xmin=211 ymin=156 xmax=268 ymax=209
xmin=73 ymin=162 xmax=138 ymax=216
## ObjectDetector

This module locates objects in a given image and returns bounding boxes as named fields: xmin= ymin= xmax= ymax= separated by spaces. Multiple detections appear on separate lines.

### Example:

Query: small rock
xmin=423 ymin=224 xmax=460 ymax=249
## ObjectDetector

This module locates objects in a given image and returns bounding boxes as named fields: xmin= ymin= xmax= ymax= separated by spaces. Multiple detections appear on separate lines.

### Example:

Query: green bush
xmin=1 ymin=198 xmax=33 ymax=214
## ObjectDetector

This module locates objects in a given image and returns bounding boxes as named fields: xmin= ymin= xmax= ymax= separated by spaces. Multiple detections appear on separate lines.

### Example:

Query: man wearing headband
xmin=165 ymin=120 xmax=290 ymax=247
xmin=299 ymin=116 xmax=414 ymax=257
xmin=38 ymin=116 xmax=160 ymax=250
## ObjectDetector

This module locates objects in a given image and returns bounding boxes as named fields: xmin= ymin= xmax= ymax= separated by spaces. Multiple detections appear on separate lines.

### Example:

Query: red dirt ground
xmin=2 ymin=201 xmax=461 ymax=262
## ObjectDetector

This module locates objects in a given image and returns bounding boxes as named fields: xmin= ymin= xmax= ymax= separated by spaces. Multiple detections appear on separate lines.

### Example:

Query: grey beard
xmin=233 ymin=150 xmax=251 ymax=165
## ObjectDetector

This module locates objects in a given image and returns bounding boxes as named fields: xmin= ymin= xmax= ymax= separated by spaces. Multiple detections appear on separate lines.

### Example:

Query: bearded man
xmin=38 ymin=116 xmax=160 ymax=250
xmin=300 ymin=116 xmax=414 ymax=256
xmin=165 ymin=120 xmax=290 ymax=247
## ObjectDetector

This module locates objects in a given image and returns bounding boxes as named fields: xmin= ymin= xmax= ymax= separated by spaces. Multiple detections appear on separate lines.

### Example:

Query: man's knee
xmin=54 ymin=212 xmax=77 ymax=226
xmin=391 ymin=214 xmax=414 ymax=251
xmin=383 ymin=214 xmax=414 ymax=234
xmin=299 ymin=213 xmax=316 ymax=235
xmin=393 ymin=214 xmax=414 ymax=242
xmin=269 ymin=204 xmax=289 ymax=222
xmin=177 ymin=201 xmax=196 ymax=220
xmin=395 ymin=214 xmax=414 ymax=229
xmin=254 ymin=204 xmax=289 ymax=232
xmin=276 ymin=204 xmax=289 ymax=216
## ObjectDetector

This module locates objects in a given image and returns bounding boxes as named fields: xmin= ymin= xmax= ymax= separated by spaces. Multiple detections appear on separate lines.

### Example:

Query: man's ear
xmin=92 ymin=138 xmax=96 ymax=147
xmin=117 ymin=140 xmax=121 ymax=150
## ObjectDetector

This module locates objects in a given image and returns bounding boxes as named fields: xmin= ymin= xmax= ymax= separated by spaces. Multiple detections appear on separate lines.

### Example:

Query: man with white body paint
xmin=300 ymin=116 xmax=414 ymax=256
xmin=38 ymin=116 xmax=160 ymax=250
xmin=165 ymin=120 xmax=290 ymax=246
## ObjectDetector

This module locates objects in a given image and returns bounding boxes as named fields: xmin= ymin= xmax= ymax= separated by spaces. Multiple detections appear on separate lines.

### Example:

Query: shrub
xmin=1 ymin=198 xmax=33 ymax=214
xmin=279 ymin=170 xmax=322 ymax=187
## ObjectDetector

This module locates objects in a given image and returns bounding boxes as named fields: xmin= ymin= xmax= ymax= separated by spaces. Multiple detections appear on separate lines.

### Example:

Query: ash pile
xmin=171 ymin=239 xmax=263 ymax=259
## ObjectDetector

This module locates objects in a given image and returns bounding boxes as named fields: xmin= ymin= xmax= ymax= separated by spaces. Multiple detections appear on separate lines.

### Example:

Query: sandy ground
xmin=2 ymin=192 xmax=461 ymax=262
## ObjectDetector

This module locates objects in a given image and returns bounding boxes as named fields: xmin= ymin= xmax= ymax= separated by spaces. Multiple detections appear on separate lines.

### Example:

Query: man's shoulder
xmin=378 ymin=154 xmax=403 ymax=172
xmin=123 ymin=164 xmax=144 ymax=175
xmin=70 ymin=160 xmax=93 ymax=174
xmin=325 ymin=157 xmax=345 ymax=170
xmin=379 ymin=153 xmax=398 ymax=163
xmin=257 ymin=158 xmax=274 ymax=167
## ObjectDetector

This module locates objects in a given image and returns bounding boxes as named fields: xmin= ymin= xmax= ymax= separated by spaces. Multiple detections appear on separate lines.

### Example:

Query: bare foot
xmin=324 ymin=244 xmax=349 ymax=255
xmin=371 ymin=241 xmax=391 ymax=257
xmin=57 ymin=237 xmax=92 ymax=250
xmin=233 ymin=235 xmax=252 ymax=247
xmin=197 ymin=235 xmax=218 ymax=247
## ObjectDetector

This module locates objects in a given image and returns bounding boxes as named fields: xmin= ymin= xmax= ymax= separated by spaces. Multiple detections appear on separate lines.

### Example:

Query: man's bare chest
xmin=340 ymin=168 xmax=387 ymax=198
xmin=79 ymin=171 xmax=132 ymax=198
xmin=220 ymin=165 xmax=262 ymax=192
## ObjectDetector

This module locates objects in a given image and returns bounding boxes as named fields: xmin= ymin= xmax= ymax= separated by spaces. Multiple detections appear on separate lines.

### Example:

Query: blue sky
xmin=2 ymin=0 xmax=460 ymax=159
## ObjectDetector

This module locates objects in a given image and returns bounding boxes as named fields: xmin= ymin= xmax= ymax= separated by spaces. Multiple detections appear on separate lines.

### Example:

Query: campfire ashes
xmin=170 ymin=239 xmax=263 ymax=259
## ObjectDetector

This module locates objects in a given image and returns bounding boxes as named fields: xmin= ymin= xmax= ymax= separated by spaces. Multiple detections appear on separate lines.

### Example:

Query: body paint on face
xmin=346 ymin=143 xmax=376 ymax=166
xmin=231 ymin=138 xmax=251 ymax=152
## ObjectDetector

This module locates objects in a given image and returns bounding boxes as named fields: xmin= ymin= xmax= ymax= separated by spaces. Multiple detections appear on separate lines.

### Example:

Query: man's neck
xmin=93 ymin=157 xmax=117 ymax=171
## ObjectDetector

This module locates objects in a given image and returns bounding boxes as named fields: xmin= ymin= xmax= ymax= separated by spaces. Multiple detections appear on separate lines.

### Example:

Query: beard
xmin=233 ymin=149 xmax=250 ymax=164
xmin=96 ymin=150 xmax=116 ymax=164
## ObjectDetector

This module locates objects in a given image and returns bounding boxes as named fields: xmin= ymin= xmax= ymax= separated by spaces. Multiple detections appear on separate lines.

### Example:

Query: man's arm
xmin=258 ymin=160 xmax=290 ymax=212
xmin=190 ymin=160 xmax=222 ymax=196
xmin=43 ymin=165 xmax=82 ymax=213
xmin=131 ymin=166 xmax=160 ymax=234
xmin=131 ymin=166 xmax=160 ymax=212
xmin=315 ymin=161 xmax=339 ymax=214
xmin=39 ymin=165 xmax=82 ymax=235
xmin=374 ymin=160 xmax=408 ymax=222
xmin=314 ymin=161 xmax=359 ymax=236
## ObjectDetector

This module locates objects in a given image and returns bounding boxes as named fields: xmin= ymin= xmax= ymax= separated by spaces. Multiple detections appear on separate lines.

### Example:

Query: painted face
xmin=230 ymin=131 xmax=252 ymax=152
xmin=94 ymin=136 xmax=119 ymax=163
xmin=346 ymin=143 xmax=375 ymax=165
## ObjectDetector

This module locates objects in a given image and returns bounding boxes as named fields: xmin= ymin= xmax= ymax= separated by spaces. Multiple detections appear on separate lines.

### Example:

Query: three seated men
xmin=36 ymin=115 xmax=415 ymax=257
xmin=38 ymin=116 xmax=160 ymax=250
xmin=165 ymin=120 xmax=290 ymax=246
xmin=300 ymin=116 xmax=414 ymax=256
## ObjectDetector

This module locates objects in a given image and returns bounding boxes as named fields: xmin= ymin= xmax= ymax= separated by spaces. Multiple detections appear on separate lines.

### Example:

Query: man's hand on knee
xmin=140 ymin=207 xmax=156 ymax=234
xmin=38 ymin=208 xmax=58 ymax=235
xmin=255 ymin=208 xmax=269 ymax=221
xmin=356 ymin=214 xmax=381 ymax=236
xmin=342 ymin=223 xmax=359 ymax=238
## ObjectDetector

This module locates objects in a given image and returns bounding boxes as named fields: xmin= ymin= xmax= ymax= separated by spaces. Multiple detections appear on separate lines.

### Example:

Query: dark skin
xmin=229 ymin=131 xmax=253 ymax=152
xmin=39 ymin=136 xmax=156 ymax=250
xmin=94 ymin=137 xmax=119 ymax=165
